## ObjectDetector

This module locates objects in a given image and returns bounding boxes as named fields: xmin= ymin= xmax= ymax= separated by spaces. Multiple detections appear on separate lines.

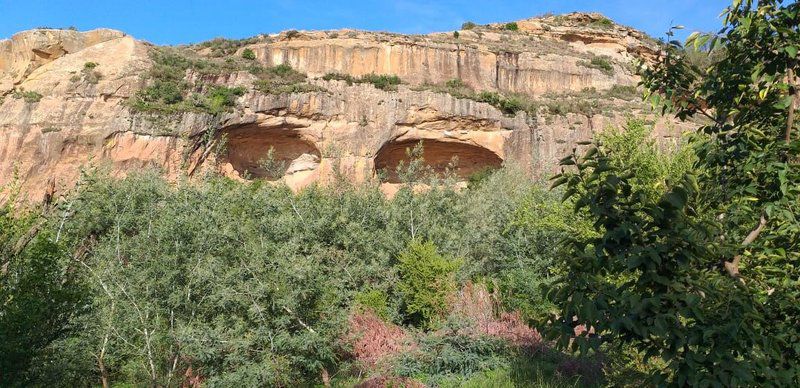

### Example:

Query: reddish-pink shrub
xmin=346 ymin=310 xmax=414 ymax=369
xmin=449 ymin=282 xmax=543 ymax=348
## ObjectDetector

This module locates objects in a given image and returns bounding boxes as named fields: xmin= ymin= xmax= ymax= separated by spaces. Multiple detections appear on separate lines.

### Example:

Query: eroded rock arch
xmin=374 ymin=138 xmax=502 ymax=183
xmin=218 ymin=124 xmax=321 ymax=182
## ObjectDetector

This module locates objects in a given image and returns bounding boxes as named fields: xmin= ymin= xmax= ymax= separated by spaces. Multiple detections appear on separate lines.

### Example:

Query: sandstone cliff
xmin=0 ymin=13 xmax=692 ymax=201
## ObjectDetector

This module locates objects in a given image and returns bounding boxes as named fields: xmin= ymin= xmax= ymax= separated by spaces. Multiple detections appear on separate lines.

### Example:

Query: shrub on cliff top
xmin=322 ymin=72 xmax=356 ymax=84
xmin=359 ymin=73 xmax=401 ymax=91
xmin=322 ymin=72 xmax=401 ymax=91
xmin=252 ymin=64 xmax=324 ymax=95
xmin=589 ymin=17 xmax=614 ymax=29
xmin=461 ymin=21 xmax=477 ymax=30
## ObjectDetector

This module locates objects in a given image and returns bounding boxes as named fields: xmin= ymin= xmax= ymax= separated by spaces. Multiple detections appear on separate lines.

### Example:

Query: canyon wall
xmin=0 ymin=13 xmax=692 ymax=202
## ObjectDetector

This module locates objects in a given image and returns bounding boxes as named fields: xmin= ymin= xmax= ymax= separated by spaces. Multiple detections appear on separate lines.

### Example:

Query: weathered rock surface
xmin=0 ymin=13 xmax=692 ymax=202
xmin=251 ymin=13 xmax=655 ymax=96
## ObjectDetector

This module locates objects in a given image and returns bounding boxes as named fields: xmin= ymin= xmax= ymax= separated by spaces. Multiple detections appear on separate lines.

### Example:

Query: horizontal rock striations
xmin=0 ymin=13 xmax=693 ymax=201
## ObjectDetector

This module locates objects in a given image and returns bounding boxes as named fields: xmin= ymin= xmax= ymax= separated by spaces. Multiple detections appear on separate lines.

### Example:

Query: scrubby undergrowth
xmin=0 ymin=120 xmax=691 ymax=387
xmin=0 ymin=165 xmax=606 ymax=387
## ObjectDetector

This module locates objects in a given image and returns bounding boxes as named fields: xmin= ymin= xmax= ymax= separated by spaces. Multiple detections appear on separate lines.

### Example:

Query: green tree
xmin=0 ymin=200 xmax=85 ymax=386
xmin=549 ymin=0 xmax=800 ymax=385
xmin=396 ymin=240 xmax=461 ymax=329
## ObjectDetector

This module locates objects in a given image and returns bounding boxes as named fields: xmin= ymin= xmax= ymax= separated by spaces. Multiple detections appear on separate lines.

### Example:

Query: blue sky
xmin=0 ymin=1 xmax=731 ymax=45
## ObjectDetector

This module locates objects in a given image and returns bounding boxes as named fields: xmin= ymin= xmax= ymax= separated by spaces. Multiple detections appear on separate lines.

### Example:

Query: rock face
xmin=253 ymin=13 xmax=655 ymax=96
xmin=0 ymin=13 xmax=691 ymax=202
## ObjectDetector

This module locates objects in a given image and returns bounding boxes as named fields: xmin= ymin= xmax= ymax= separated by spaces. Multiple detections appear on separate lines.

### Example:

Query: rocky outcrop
xmin=0 ymin=28 xmax=126 ymax=89
xmin=0 ymin=14 xmax=690 ymax=202
xmin=247 ymin=13 xmax=655 ymax=96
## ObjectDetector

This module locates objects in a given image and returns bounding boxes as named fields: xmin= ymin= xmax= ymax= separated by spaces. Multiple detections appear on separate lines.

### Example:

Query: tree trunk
xmin=99 ymin=357 xmax=109 ymax=388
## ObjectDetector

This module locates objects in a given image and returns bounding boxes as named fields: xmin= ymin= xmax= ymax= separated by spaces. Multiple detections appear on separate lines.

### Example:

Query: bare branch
xmin=282 ymin=306 xmax=316 ymax=334
xmin=787 ymin=67 xmax=797 ymax=144
xmin=724 ymin=214 xmax=767 ymax=280
xmin=12 ymin=219 xmax=44 ymax=255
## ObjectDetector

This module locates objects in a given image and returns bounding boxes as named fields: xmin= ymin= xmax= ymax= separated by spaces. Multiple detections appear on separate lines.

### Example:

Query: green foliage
xmin=354 ymin=289 xmax=391 ymax=320
xmin=415 ymin=78 xmax=479 ymax=101
xmin=322 ymin=72 xmax=401 ymax=91
xmin=503 ymin=22 xmax=519 ymax=31
xmin=605 ymin=85 xmax=639 ymax=101
xmin=549 ymin=1 xmax=800 ymax=385
xmin=597 ymin=119 xmax=694 ymax=200
xmin=128 ymin=49 xmax=194 ymax=113
xmin=358 ymin=73 xmax=402 ymax=91
xmin=0 ymin=200 xmax=85 ymax=386
xmin=256 ymin=146 xmax=288 ymax=180
xmin=198 ymin=36 xmax=260 ymax=57
xmin=12 ymin=89 xmax=43 ymax=103
xmin=453 ymin=30 xmax=460 ymax=39
xmin=202 ymin=85 xmax=246 ymax=113
xmin=241 ymin=48 xmax=256 ymax=60
xmin=445 ymin=78 xmax=466 ymax=89
xmin=130 ymin=48 xmax=317 ymax=114
xmin=79 ymin=62 xmax=102 ymax=84
xmin=476 ymin=92 xmax=524 ymax=114
xmin=466 ymin=166 xmax=498 ymax=189
xmin=396 ymin=240 xmax=461 ymax=329
xmin=461 ymin=21 xmax=477 ymax=30
xmin=3 ymin=165 xmax=604 ymax=386
xmin=577 ymin=55 xmax=614 ymax=75
xmin=396 ymin=331 xmax=600 ymax=387
xmin=419 ymin=80 xmax=640 ymax=118
xmin=253 ymin=63 xmax=324 ymax=95
xmin=322 ymin=72 xmax=356 ymax=84
xmin=394 ymin=332 xmax=510 ymax=379
xmin=588 ymin=17 xmax=614 ymax=29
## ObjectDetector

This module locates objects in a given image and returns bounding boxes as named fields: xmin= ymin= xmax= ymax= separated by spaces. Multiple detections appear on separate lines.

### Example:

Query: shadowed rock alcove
xmin=221 ymin=125 xmax=321 ymax=180
xmin=374 ymin=139 xmax=503 ymax=183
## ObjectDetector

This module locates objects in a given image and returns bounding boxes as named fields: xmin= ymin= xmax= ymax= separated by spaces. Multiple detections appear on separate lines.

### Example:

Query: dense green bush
xmin=588 ymin=17 xmax=613 ymax=29
xmin=503 ymin=22 xmax=519 ymax=31
xmin=549 ymin=1 xmax=800 ymax=385
xmin=396 ymin=240 xmax=461 ymax=328
xmin=202 ymin=85 xmax=246 ymax=113
xmin=199 ymin=36 xmax=260 ymax=57
xmin=476 ymin=91 xmax=531 ymax=115
xmin=253 ymin=64 xmax=325 ymax=95
xmin=241 ymin=48 xmax=256 ymax=60
xmin=354 ymin=289 xmax=391 ymax=320
xmin=358 ymin=73 xmax=402 ymax=91
xmin=0 ymin=192 xmax=85 ymax=386
xmin=322 ymin=72 xmax=355 ymax=84
xmin=577 ymin=56 xmax=614 ymax=75
xmin=2 ymin=163 xmax=593 ymax=386
xmin=322 ymin=72 xmax=401 ymax=91
xmin=461 ymin=21 xmax=477 ymax=30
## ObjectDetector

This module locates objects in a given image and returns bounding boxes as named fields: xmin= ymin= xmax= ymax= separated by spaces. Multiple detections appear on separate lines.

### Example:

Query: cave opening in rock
xmin=374 ymin=139 xmax=503 ymax=183
xmin=220 ymin=125 xmax=321 ymax=180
